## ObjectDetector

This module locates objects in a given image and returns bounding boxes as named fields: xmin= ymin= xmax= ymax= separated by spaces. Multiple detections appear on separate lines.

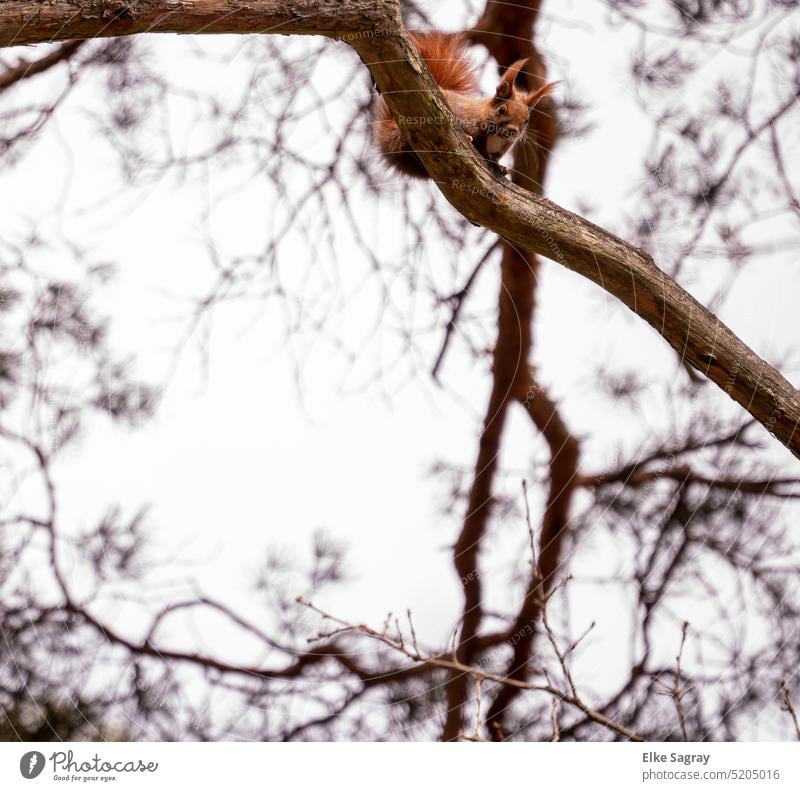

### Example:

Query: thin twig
xmin=297 ymin=596 xmax=646 ymax=742
xmin=549 ymin=698 xmax=560 ymax=742
xmin=780 ymin=679 xmax=800 ymax=740
xmin=654 ymin=621 xmax=691 ymax=741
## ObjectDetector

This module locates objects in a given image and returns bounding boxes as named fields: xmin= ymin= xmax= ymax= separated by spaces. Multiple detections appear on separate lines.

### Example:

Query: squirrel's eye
xmin=497 ymin=105 xmax=507 ymax=115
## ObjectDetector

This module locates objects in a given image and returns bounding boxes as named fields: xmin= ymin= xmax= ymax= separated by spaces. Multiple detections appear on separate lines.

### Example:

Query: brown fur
xmin=374 ymin=31 xmax=557 ymax=179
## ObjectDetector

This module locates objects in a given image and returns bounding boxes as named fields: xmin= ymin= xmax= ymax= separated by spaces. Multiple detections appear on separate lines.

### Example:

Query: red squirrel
xmin=374 ymin=31 xmax=557 ymax=179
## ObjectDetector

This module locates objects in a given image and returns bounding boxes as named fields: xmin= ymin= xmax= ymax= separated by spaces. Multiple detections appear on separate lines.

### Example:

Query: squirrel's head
xmin=483 ymin=60 xmax=557 ymax=159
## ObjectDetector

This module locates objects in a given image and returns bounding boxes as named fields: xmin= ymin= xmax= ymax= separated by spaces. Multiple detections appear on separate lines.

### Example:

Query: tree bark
xmin=0 ymin=0 xmax=388 ymax=46
xmin=2 ymin=0 xmax=798 ymax=459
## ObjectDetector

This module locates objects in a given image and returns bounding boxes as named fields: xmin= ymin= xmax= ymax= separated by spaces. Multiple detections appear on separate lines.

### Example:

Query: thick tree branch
xmin=0 ymin=0 xmax=387 ymax=46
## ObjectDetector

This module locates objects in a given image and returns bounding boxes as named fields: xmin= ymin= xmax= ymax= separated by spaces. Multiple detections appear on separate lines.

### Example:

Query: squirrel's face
xmin=485 ymin=60 xmax=557 ymax=160
xmin=484 ymin=97 xmax=531 ymax=157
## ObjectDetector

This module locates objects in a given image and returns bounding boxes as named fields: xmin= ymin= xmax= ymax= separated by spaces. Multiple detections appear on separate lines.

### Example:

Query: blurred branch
xmin=0 ymin=40 xmax=84 ymax=94
xmin=485 ymin=367 xmax=579 ymax=738
xmin=431 ymin=239 xmax=500 ymax=381
xmin=579 ymin=464 xmax=800 ymax=498
xmin=443 ymin=0 xmax=571 ymax=739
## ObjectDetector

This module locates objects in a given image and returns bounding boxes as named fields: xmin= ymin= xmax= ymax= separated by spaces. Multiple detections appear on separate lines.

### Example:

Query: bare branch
xmin=0 ymin=39 xmax=84 ymax=94
xmin=298 ymin=597 xmax=646 ymax=742
xmin=654 ymin=622 xmax=691 ymax=741
xmin=780 ymin=679 xmax=800 ymax=741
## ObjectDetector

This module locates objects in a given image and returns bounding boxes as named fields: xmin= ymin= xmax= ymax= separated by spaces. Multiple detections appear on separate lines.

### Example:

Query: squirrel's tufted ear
xmin=525 ymin=80 xmax=559 ymax=108
xmin=495 ymin=58 xmax=529 ymax=99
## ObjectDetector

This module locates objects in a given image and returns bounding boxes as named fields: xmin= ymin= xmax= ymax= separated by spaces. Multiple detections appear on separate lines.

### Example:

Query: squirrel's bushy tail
xmin=374 ymin=32 xmax=479 ymax=178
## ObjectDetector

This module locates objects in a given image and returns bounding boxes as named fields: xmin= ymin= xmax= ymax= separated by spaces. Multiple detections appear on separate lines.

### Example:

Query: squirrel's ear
xmin=525 ymin=80 xmax=559 ymax=108
xmin=495 ymin=58 xmax=529 ymax=99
